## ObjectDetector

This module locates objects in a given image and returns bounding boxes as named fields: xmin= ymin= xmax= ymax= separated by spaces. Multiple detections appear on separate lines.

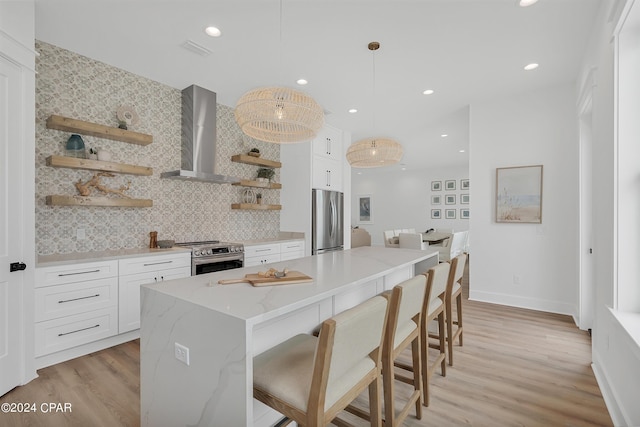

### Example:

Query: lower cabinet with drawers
xmin=244 ymin=239 xmax=305 ymax=267
xmin=34 ymin=251 xmax=191 ymax=367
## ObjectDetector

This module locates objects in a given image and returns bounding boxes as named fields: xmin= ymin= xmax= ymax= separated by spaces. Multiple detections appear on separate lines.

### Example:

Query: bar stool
xmin=396 ymin=263 xmax=449 ymax=407
xmin=253 ymin=295 xmax=388 ymax=427
xmin=381 ymin=274 xmax=427 ymax=426
xmin=446 ymin=253 xmax=467 ymax=366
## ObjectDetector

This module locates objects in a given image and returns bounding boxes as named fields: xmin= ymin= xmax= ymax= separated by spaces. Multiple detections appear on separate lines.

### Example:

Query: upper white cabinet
xmin=312 ymin=125 xmax=344 ymax=191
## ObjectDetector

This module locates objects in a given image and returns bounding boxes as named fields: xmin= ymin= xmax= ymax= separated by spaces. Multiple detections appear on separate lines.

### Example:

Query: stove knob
xmin=194 ymin=250 xmax=201 ymax=257
xmin=207 ymin=249 xmax=213 ymax=255
xmin=231 ymin=247 xmax=236 ymax=252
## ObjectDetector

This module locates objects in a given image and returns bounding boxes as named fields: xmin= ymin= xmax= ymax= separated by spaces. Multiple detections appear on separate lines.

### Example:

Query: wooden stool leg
xmin=369 ymin=373 xmax=382 ymax=427
xmin=411 ymin=336 xmax=423 ymax=418
xmin=438 ymin=312 xmax=446 ymax=376
xmin=457 ymin=293 xmax=463 ymax=346
xmin=382 ymin=354 xmax=395 ymax=427
xmin=446 ymin=297 xmax=454 ymax=366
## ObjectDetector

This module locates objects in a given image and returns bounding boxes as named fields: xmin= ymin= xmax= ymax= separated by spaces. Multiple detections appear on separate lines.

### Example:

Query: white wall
xmin=351 ymin=165 xmax=469 ymax=246
xmin=469 ymin=83 xmax=579 ymax=316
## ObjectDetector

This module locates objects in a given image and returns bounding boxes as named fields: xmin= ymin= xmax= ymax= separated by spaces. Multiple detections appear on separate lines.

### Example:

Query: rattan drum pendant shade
xmin=346 ymin=137 xmax=403 ymax=168
xmin=234 ymin=87 xmax=324 ymax=143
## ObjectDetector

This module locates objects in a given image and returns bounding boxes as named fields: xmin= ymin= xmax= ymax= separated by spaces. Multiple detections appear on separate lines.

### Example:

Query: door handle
xmin=10 ymin=262 xmax=27 ymax=272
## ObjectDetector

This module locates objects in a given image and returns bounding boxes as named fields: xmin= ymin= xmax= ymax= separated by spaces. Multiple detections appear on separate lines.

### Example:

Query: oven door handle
xmin=192 ymin=254 xmax=244 ymax=266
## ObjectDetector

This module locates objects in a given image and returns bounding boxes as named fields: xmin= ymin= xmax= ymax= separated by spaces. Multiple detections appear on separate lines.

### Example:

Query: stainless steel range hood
xmin=161 ymin=85 xmax=240 ymax=183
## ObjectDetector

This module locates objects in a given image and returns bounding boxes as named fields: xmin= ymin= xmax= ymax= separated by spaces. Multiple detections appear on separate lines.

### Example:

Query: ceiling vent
xmin=181 ymin=40 xmax=212 ymax=57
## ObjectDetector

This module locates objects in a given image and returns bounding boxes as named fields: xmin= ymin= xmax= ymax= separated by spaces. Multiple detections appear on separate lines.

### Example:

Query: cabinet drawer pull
xmin=58 ymin=294 xmax=100 ymax=304
xmin=143 ymin=260 xmax=173 ymax=266
xmin=58 ymin=324 xmax=100 ymax=337
xmin=58 ymin=269 xmax=100 ymax=277
xmin=255 ymin=249 xmax=271 ymax=252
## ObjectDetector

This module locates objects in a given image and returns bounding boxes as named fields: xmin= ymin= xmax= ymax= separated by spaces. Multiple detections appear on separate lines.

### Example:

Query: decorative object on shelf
xmin=233 ymin=0 xmax=324 ymax=144
xmin=116 ymin=105 xmax=140 ymax=127
xmin=65 ymin=134 xmax=86 ymax=158
xmin=97 ymin=149 xmax=112 ymax=162
xmin=118 ymin=120 xmax=128 ymax=130
xmin=242 ymin=188 xmax=257 ymax=204
xmin=157 ymin=239 xmax=175 ymax=249
xmin=88 ymin=148 xmax=98 ymax=160
xmin=256 ymin=193 xmax=263 ymax=204
xmin=248 ymin=148 xmax=261 ymax=157
xmin=346 ymin=42 xmax=403 ymax=168
xmin=74 ymin=172 xmax=132 ymax=199
xmin=257 ymin=167 xmax=276 ymax=182
xmin=149 ymin=231 xmax=158 ymax=248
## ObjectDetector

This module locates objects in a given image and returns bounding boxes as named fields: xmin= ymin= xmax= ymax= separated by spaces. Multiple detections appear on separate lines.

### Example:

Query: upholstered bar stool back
xmin=253 ymin=295 xmax=388 ymax=426
xmin=382 ymin=274 xmax=427 ymax=426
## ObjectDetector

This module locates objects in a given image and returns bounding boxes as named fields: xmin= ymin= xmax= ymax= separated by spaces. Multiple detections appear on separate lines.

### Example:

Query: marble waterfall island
xmin=140 ymin=246 xmax=438 ymax=427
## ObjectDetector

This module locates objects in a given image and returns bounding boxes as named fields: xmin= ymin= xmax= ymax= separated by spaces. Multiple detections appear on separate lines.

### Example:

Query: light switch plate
xmin=175 ymin=342 xmax=190 ymax=366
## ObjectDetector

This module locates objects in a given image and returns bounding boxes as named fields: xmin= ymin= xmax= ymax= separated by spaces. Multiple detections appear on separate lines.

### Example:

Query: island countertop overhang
xmin=141 ymin=246 xmax=438 ymax=325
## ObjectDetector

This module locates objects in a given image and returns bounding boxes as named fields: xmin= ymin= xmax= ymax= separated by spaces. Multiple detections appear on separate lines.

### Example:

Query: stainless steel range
xmin=175 ymin=240 xmax=244 ymax=275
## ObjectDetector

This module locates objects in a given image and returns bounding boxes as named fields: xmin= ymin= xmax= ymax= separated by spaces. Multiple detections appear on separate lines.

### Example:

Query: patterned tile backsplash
xmin=35 ymin=41 xmax=281 ymax=255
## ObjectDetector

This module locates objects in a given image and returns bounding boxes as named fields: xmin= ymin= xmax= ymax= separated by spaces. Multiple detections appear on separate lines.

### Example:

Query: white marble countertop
xmin=142 ymin=246 xmax=437 ymax=325
xmin=37 ymin=247 xmax=191 ymax=268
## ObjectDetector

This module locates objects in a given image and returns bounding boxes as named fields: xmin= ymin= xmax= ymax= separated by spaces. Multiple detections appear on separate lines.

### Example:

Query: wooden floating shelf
xmin=46 ymin=155 xmax=153 ymax=176
xmin=46 ymin=195 xmax=153 ymax=208
xmin=232 ymin=180 xmax=282 ymax=189
xmin=46 ymin=115 xmax=153 ymax=146
xmin=231 ymin=154 xmax=282 ymax=168
xmin=231 ymin=203 xmax=282 ymax=211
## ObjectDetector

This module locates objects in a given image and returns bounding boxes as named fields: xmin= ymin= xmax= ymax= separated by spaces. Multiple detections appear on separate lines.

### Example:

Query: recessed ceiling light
xmin=205 ymin=26 xmax=221 ymax=37
xmin=519 ymin=0 xmax=539 ymax=7
xmin=348 ymin=108 xmax=358 ymax=113
xmin=459 ymin=149 xmax=465 ymax=153
xmin=524 ymin=63 xmax=539 ymax=71
xmin=441 ymin=134 xmax=448 ymax=138
xmin=296 ymin=79 xmax=308 ymax=85
xmin=423 ymin=89 xmax=435 ymax=95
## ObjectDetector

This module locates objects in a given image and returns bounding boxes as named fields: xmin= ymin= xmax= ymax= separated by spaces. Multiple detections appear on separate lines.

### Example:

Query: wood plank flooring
xmin=1 ymin=259 xmax=612 ymax=426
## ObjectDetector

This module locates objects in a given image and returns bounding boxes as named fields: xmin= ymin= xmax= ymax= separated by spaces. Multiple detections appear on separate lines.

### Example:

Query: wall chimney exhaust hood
xmin=161 ymin=85 xmax=240 ymax=183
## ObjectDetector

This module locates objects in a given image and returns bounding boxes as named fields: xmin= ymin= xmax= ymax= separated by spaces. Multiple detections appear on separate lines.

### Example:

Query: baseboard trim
xmin=592 ymin=349 xmax=627 ymax=426
xmin=468 ymin=290 xmax=574 ymax=316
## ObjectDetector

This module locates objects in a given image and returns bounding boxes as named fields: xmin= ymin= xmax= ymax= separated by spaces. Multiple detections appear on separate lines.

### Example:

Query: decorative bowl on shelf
xmin=248 ymin=151 xmax=261 ymax=157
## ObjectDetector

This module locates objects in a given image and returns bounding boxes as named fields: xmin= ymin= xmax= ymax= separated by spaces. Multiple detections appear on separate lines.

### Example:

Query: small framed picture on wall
xmin=445 ymin=194 xmax=456 ymax=205
xmin=461 ymin=194 xmax=470 ymax=204
xmin=431 ymin=181 xmax=442 ymax=191
xmin=445 ymin=209 xmax=456 ymax=219
xmin=445 ymin=180 xmax=456 ymax=190
xmin=461 ymin=179 xmax=469 ymax=190
xmin=461 ymin=208 xmax=470 ymax=219
xmin=431 ymin=209 xmax=441 ymax=219
xmin=431 ymin=195 xmax=441 ymax=205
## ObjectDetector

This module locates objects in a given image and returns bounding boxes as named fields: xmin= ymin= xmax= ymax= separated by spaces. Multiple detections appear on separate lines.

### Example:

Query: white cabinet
xmin=312 ymin=126 xmax=343 ymax=191
xmin=280 ymin=240 xmax=305 ymax=261
xmin=34 ymin=260 xmax=119 ymax=357
xmin=118 ymin=252 xmax=190 ymax=333
xmin=244 ymin=243 xmax=281 ymax=267
xmin=244 ymin=240 xmax=305 ymax=267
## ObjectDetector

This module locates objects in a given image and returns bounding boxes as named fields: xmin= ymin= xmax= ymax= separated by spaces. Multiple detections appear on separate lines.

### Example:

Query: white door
xmin=0 ymin=56 xmax=25 ymax=396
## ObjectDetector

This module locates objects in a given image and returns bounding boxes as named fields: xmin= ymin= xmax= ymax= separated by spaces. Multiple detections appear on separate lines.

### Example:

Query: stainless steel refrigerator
xmin=312 ymin=189 xmax=344 ymax=254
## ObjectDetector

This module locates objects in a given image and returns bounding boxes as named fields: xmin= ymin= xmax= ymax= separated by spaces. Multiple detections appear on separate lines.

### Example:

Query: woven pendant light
xmin=234 ymin=87 xmax=324 ymax=143
xmin=346 ymin=137 xmax=403 ymax=168
xmin=234 ymin=0 xmax=324 ymax=144
xmin=346 ymin=42 xmax=403 ymax=167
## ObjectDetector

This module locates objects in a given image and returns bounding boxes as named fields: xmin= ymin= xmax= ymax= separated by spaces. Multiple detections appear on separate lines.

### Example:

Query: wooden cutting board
xmin=218 ymin=271 xmax=313 ymax=287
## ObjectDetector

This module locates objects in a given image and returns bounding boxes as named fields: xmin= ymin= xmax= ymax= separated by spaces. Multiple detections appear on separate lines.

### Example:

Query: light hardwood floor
xmin=1 ymin=260 xmax=612 ymax=426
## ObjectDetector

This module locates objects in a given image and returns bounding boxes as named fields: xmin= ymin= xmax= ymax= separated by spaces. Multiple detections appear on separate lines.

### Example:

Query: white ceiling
xmin=34 ymin=0 xmax=600 ymax=171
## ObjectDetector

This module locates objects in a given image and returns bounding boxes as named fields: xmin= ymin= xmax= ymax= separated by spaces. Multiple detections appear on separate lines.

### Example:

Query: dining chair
xmin=253 ymin=295 xmax=388 ymax=427
xmin=399 ymin=232 xmax=429 ymax=250
xmin=445 ymin=253 xmax=467 ymax=366
xmin=395 ymin=263 xmax=449 ymax=407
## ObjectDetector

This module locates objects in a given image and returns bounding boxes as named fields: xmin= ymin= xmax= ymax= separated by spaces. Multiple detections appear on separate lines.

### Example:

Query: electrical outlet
xmin=175 ymin=342 xmax=190 ymax=366
xmin=76 ymin=228 xmax=86 ymax=240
